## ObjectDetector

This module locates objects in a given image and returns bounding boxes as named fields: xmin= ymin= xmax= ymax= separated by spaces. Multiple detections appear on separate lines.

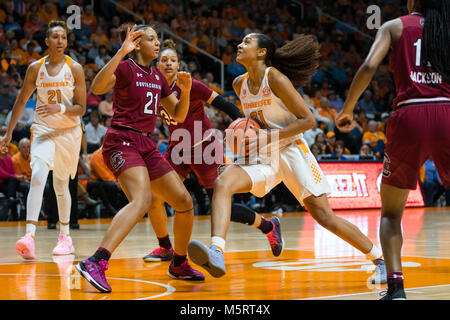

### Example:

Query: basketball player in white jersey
xmin=188 ymin=33 xmax=386 ymax=284
xmin=0 ymin=21 xmax=86 ymax=259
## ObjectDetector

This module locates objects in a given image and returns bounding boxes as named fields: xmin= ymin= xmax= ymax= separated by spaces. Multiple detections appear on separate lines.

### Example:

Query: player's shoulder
xmin=232 ymin=73 xmax=248 ymax=93
xmin=68 ymin=57 xmax=84 ymax=74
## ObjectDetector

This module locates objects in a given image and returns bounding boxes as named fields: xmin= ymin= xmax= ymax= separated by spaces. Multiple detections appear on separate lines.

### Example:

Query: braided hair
xmin=420 ymin=0 xmax=450 ymax=81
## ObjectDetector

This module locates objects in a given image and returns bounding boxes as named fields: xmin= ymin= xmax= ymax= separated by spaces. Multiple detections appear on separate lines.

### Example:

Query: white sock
xmin=60 ymin=223 xmax=70 ymax=236
xmin=211 ymin=236 xmax=226 ymax=252
xmin=366 ymin=244 xmax=383 ymax=261
xmin=26 ymin=223 xmax=36 ymax=237
xmin=53 ymin=175 xmax=71 ymax=234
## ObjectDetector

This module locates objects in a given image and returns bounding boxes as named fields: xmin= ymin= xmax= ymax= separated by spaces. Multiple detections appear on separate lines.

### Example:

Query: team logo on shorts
xmin=110 ymin=151 xmax=125 ymax=171
xmin=382 ymin=154 xmax=391 ymax=177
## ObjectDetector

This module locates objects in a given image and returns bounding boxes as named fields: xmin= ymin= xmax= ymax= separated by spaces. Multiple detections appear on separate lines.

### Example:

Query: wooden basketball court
xmin=1 ymin=207 xmax=449 ymax=300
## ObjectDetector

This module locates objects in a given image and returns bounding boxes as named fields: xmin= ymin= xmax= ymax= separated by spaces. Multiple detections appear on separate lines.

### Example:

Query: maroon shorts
xmin=164 ymin=134 xmax=223 ymax=189
xmin=382 ymin=103 xmax=450 ymax=189
xmin=102 ymin=127 xmax=173 ymax=180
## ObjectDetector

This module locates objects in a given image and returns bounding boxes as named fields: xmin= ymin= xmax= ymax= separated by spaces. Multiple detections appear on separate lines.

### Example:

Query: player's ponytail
xmin=421 ymin=0 xmax=450 ymax=81
xmin=255 ymin=33 xmax=320 ymax=87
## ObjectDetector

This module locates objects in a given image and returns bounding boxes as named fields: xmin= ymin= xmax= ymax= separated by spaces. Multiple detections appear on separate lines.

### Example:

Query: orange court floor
xmin=0 ymin=207 xmax=449 ymax=300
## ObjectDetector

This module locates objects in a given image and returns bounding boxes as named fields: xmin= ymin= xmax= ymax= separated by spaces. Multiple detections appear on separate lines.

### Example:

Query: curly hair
xmin=254 ymin=33 xmax=320 ymax=87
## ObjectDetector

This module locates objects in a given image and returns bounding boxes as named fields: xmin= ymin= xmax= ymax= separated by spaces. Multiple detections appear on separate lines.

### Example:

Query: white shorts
xmin=237 ymin=137 xmax=331 ymax=205
xmin=30 ymin=123 xmax=82 ymax=180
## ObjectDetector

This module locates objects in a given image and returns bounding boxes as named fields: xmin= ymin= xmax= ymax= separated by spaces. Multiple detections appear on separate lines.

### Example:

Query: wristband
xmin=59 ymin=104 xmax=66 ymax=114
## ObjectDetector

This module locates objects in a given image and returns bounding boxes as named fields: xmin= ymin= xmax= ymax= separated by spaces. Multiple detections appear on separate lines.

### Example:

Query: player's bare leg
xmin=379 ymin=183 xmax=409 ymax=299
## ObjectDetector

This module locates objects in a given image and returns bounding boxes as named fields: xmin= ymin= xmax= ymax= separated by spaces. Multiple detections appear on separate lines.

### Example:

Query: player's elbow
xmin=305 ymin=113 xmax=316 ymax=131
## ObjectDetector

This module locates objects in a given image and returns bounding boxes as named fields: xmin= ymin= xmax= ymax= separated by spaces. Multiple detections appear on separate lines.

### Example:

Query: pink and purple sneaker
xmin=75 ymin=259 xmax=111 ymax=293
xmin=168 ymin=259 xmax=205 ymax=281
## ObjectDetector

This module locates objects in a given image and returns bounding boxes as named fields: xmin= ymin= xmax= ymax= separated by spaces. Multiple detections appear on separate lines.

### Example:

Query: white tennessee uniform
xmin=236 ymin=67 xmax=331 ymax=204
xmin=32 ymin=55 xmax=82 ymax=180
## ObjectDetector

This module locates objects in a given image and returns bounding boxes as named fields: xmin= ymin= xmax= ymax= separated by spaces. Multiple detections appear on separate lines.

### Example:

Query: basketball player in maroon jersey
xmin=142 ymin=40 xmax=284 ymax=262
xmin=75 ymin=25 xmax=204 ymax=293
xmin=336 ymin=0 xmax=450 ymax=299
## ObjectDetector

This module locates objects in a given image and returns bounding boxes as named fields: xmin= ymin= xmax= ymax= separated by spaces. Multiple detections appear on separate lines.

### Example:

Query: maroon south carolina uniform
xmin=160 ymin=79 xmax=223 ymax=189
xmin=382 ymin=13 xmax=450 ymax=189
xmin=102 ymin=58 xmax=174 ymax=179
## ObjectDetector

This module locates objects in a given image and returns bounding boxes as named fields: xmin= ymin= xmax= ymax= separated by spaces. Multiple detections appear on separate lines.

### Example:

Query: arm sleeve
xmin=210 ymin=95 xmax=243 ymax=120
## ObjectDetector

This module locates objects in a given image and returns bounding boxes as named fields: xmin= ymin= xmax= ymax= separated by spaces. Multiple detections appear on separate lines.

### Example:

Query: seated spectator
xmin=77 ymin=157 xmax=101 ymax=209
xmin=98 ymin=89 xmax=114 ymax=118
xmin=421 ymin=158 xmax=442 ymax=207
xmin=10 ymin=39 xmax=27 ymax=67
xmin=94 ymin=45 xmax=111 ymax=70
xmin=85 ymin=110 xmax=107 ymax=153
xmin=90 ymin=26 xmax=110 ymax=49
xmin=0 ymin=126 xmax=18 ymax=156
xmin=310 ymin=143 xmax=321 ymax=160
xmin=303 ymin=120 xmax=324 ymax=147
xmin=86 ymin=79 xmax=101 ymax=107
xmin=23 ymin=13 xmax=44 ymax=36
xmin=357 ymin=143 xmax=376 ymax=160
xmin=226 ymin=53 xmax=247 ymax=80
xmin=38 ymin=2 xmax=58 ymax=25
xmin=362 ymin=120 xmax=386 ymax=157
xmin=151 ymin=128 xmax=168 ymax=155
xmin=0 ymin=84 xmax=15 ymax=124
xmin=330 ymin=140 xmax=347 ymax=160
xmin=327 ymin=91 xmax=344 ymax=112
xmin=11 ymin=138 xmax=32 ymax=219
xmin=25 ymin=42 xmax=41 ymax=65
xmin=0 ymin=143 xmax=27 ymax=220
xmin=325 ymin=131 xmax=336 ymax=154
xmin=1 ymin=48 xmax=17 ymax=73
xmin=317 ymin=97 xmax=336 ymax=131
xmin=88 ymin=145 xmax=126 ymax=216
xmin=314 ymin=132 xmax=330 ymax=155
xmin=359 ymin=90 xmax=377 ymax=118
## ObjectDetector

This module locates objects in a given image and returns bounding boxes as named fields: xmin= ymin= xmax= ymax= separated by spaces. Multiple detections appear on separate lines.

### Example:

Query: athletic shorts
xmin=102 ymin=127 xmax=173 ymax=180
xmin=164 ymin=134 xmax=223 ymax=189
xmin=236 ymin=136 xmax=331 ymax=205
xmin=382 ymin=103 xmax=450 ymax=189
xmin=30 ymin=123 xmax=82 ymax=180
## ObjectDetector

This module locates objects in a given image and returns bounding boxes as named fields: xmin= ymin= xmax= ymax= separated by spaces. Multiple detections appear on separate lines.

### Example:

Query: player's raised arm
xmin=91 ymin=25 xmax=143 ymax=95
xmin=336 ymin=20 xmax=400 ymax=130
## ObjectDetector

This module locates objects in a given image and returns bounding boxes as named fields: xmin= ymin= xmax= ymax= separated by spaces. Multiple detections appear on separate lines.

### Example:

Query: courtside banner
xmin=319 ymin=162 xmax=424 ymax=209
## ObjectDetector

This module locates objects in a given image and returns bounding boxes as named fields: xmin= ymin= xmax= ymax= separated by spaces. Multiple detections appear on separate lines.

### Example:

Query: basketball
xmin=225 ymin=117 xmax=261 ymax=156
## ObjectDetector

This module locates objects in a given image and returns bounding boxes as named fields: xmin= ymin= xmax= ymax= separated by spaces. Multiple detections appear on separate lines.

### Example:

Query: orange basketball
xmin=225 ymin=117 xmax=261 ymax=156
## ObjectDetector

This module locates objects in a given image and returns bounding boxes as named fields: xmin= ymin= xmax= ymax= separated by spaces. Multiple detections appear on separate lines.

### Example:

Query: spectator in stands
xmin=310 ymin=143 xmax=321 ymax=160
xmin=0 ymin=126 xmax=18 ymax=156
xmin=94 ymin=45 xmax=111 ymax=70
xmin=314 ymin=132 xmax=329 ymax=155
xmin=25 ymin=42 xmax=40 ymax=65
xmin=98 ymin=89 xmax=114 ymax=118
xmin=358 ymin=90 xmax=377 ymax=118
xmin=421 ymin=158 xmax=442 ymax=207
xmin=362 ymin=120 xmax=386 ymax=157
xmin=357 ymin=143 xmax=376 ymax=160
xmin=327 ymin=91 xmax=344 ymax=112
xmin=317 ymin=97 xmax=336 ymax=131
xmin=88 ymin=145 xmax=126 ymax=216
xmin=85 ymin=110 xmax=106 ymax=153
xmin=1 ymin=48 xmax=17 ymax=73
xmin=0 ymin=84 xmax=14 ymax=124
xmin=0 ymin=142 xmax=26 ymax=220
xmin=331 ymin=140 xmax=347 ymax=160
xmin=325 ymin=131 xmax=336 ymax=154
xmin=11 ymin=137 xmax=32 ymax=219
xmin=23 ymin=13 xmax=44 ymax=36
xmin=85 ymin=79 xmax=101 ymax=107
xmin=304 ymin=120 xmax=324 ymax=147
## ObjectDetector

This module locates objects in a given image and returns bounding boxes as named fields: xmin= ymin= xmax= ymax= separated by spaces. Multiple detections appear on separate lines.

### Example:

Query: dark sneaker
xmin=380 ymin=288 xmax=407 ymax=300
xmin=266 ymin=217 xmax=284 ymax=257
xmin=75 ymin=259 xmax=111 ymax=293
xmin=168 ymin=260 xmax=205 ymax=281
xmin=188 ymin=240 xmax=226 ymax=278
xmin=370 ymin=259 xmax=387 ymax=284
xmin=143 ymin=246 xmax=174 ymax=262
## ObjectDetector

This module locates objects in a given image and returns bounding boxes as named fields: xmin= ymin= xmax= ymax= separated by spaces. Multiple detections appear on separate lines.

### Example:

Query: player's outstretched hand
xmin=176 ymin=72 xmax=192 ymax=93
xmin=119 ymin=25 xmax=144 ymax=56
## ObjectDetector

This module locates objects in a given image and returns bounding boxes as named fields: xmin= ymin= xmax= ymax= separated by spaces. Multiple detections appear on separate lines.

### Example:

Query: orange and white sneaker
xmin=15 ymin=233 xmax=36 ymax=260
xmin=52 ymin=234 xmax=75 ymax=255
